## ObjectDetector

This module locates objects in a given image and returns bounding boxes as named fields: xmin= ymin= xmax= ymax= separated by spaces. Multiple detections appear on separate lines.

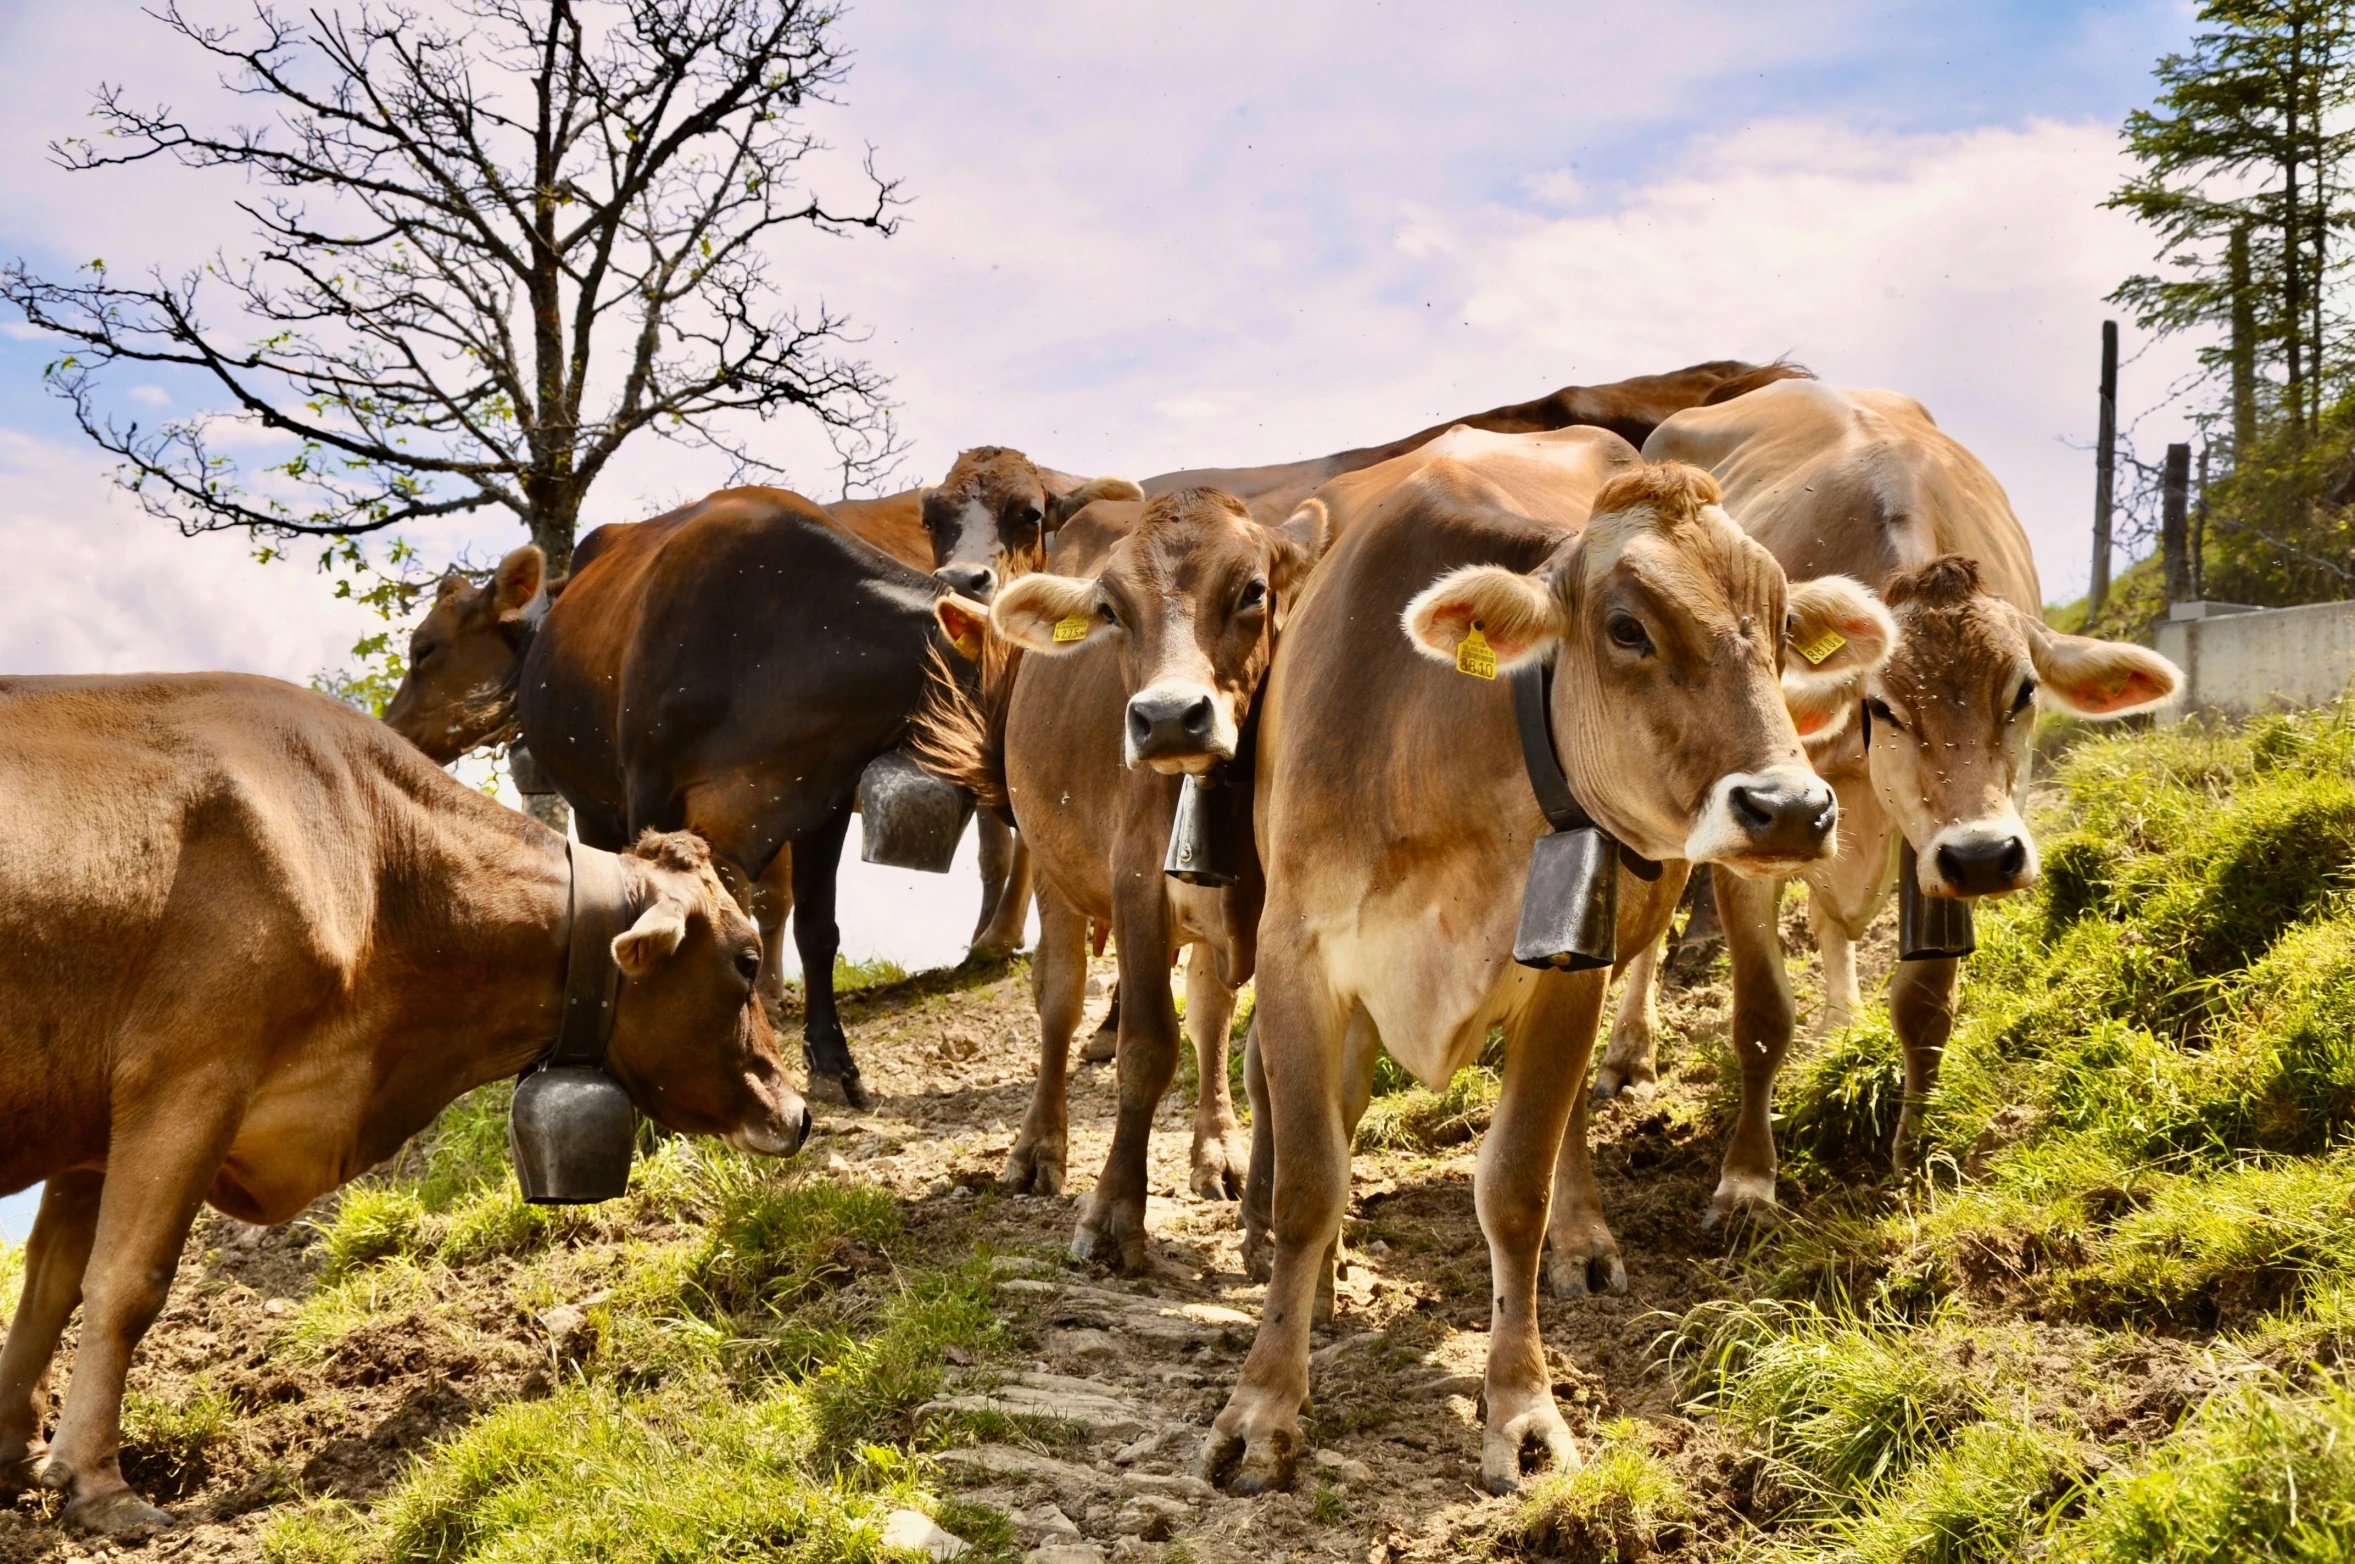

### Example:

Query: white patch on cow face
xmin=1682 ymin=764 xmax=1840 ymax=877
xmin=949 ymin=499 xmax=996 ymax=565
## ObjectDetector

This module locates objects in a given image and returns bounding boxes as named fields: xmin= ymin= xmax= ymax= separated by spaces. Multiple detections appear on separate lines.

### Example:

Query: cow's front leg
xmin=1888 ymin=955 xmax=1959 ymax=1169
xmin=1544 ymin=1085 xmax=1624 ymax=1298
xmin=750 ymin=846 xmax=796 ymax=1022
xmin=1071 ymin=890 xmax=1179 ymax=1270
xmin=1202 ymin=974 xmax=1347 ymax=1495
xmin=42 ymin=1096 xmax=246 ymax=1534
xmin=1239 ymin=1017 xmax=1274 ymax=1280
xmin=790 ymin=802 xmax=868 ymax=1111
xmin=1483 ymin=970 xmax=1606 ymax=1490
xmin=1006 ymin=886 xmax=1087 ymax=1196
xmin=1182 ymin=943 xmax=1247 ymax=1199
xmin=0 ymin=1172 xmax=103 ymax=1492
xmin=1708 ymin=865 xmax=1795 ymax=1228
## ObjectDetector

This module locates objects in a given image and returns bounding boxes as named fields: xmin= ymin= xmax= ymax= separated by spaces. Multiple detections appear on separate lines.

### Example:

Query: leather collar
xmin=1508 ymin=661 xmax=1663 ymax=881
xmin=548 ymin=840 xmax=636 ymax=1069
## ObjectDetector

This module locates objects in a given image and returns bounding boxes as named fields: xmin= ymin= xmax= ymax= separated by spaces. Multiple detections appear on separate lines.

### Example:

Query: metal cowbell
xmin=1513 ymin=826 xmax=1619 ymax=972
xmin=856 ymin=750 xmax=975 ymax=873
xmin=1898 ymin=846 xmax=1975 ymax=961
xmin=509 ymin=1065 xmax=637 ymax=1205
xmin=1163 ymin=772 xmax=1245 ymax=888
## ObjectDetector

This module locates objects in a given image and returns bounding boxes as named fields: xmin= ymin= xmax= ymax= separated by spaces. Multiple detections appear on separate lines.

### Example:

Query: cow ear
xmin=492 ymin=545 xmax=547 ymax=624
xmin=1402 ymin=565 xmax=1564 ymax=671
xmin=1264 ymin=499 xmax=1330 ymax=631
xmin=935 ymin=594 xmax=989 ymax=662
xmin=1045 ymin=475 xmax=1144 ymax=531
xmin=2018 ymin=614 xmax=2181 ymax=717
xmin=1782 ymin=575 xmax=1895 ymax=737
xmin=993 ymin=572 xmax=1107 ymax=654
xmin=434 ymin=568 xmax=471 ymax=603
xmin=612 ymin=902 xmax=688 ymax=977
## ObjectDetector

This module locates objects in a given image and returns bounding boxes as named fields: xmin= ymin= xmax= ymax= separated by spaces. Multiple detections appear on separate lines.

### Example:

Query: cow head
xmin=919 ymin=446 xmax=1143 ymax=601
xmin=1404 ymin=462 xmax=1894 ymax=876
xmin=982 ymin=487 xmax=1327 ymax=774
xmin=1856 ymin=555 xmax=2179 ymax=897
xmin=603 ymin=830 xmax=810 ymax=1156
xmin=380 ymin=545 xmax=547 ymax=763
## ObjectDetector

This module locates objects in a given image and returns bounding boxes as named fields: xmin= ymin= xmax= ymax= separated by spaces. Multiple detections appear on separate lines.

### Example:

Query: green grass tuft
xmin=1357 ymin=1064 xmax=1500 ymax=1151
xmin=119 ymin=1384 xmax=236 ymax=1497
xmin=1498 ymin=1420 xmax=1693 ymax=1560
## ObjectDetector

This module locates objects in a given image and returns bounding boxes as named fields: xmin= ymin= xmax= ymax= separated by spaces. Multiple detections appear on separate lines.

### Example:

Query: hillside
xmin=7 ymin=705 xmax=2355 ymax=1561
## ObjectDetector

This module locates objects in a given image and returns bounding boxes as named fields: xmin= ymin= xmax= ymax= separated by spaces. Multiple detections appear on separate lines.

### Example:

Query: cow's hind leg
xmin=1707 ymin=865 xmax=1796 ymax=1228
xmin=1006 ymin=885 xmax=1087 ymax=1196
xmin=1071 ymin=892 xmax=1179 ymax=1271
xmin=1182 ymin=943 xmax=1248 ymax=1200
xmin=790 ymin=801 xmax=868 ymax=1111
xmin=0 ymin=1173 xmax=103 ymax=1491
xmin=42 ymin=1093 xmax=247 ymax=1534
xmin=751 ymin=846 xmax=796 ymax=1022
xmin=1201 ymin=974 xmax=1347 ymax=1495
xmin=1082 ymin=979 xmax=1120 ymax=1063
xmin=972 ymin=815 xmax=1033 ymax=955
xmin=1888 ymin=956 xmax=1959 ymax=1170
xmin=1239 ymin=1017 xmax=1274 ymax=1281
xmin=1482 ymin=970 xmax=1608 ymax=1491
xmin=1591 ymin=939 xmax=1664 ymax=1101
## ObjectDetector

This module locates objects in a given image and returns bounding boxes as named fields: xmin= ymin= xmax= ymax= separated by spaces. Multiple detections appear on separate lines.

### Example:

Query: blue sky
xmin=0 ymin=0 xmax=2206 ymax=1241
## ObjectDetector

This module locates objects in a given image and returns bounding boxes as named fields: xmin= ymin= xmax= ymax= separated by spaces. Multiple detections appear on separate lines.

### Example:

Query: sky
xmin=0 ymin=0 xmax=2210 ymax=1239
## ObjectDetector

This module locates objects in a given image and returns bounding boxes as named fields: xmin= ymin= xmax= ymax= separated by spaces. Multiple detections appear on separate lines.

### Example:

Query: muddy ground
xmin=0 ymin=894 xmax=1890 ymax=1564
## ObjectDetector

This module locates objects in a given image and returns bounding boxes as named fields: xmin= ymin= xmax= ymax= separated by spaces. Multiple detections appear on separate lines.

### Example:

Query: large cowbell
xmin=1513 ymin=825 xmax=1620 ymax=971
xmin=509 ymin=1064 xmax=637 ymax=1204
xmin=1163 ymin=772 xmax=1247 ymax=887
xmin=857 ymin=750 xmax=975 ymax=873
xmin=1898 ymin=844 xmax=1976 ymax=961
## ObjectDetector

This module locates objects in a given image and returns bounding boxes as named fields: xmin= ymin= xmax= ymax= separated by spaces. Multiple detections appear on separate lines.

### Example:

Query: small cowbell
xmin=509 ymin=1065 xmax=638 ymax=1204
xmin=1163 ymin=772 xmax=1245 ymax=888
xmin=1898 ymin=845 xmax=1976 ymax=961
xmin=1513 ymin=826 xmax=1620 ymax=971
xmin=856 ymin=750 xmax=975 ymax=874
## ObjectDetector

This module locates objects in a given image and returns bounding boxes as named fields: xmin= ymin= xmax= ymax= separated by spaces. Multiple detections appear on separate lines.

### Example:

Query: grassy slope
xmin=1666 ymin=703 xmax=2355 ymax=1562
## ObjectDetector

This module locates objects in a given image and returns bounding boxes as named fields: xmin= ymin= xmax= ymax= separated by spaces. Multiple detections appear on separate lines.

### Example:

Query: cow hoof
xmin=1199 ymin=1425 xmax=1296 ymax=1494
xmin=0 ymin=1451 xmax=43 ymax=1495
xmin=1701 ymin=1178 xmax=1782 ymax=1233
xmin=63 ymin=1489 xmax=178 ymax=1537
xmin=1482 ymin=1408 xmax=1579 ymax=1493
xmin=1590 ymin=1063 xmax=1656 ymax=1102
xmin=805 ymin=1068 xmax=871 ymax=1112
xmin=1002 ymin=1138 xmax=1066 ymax=1197
xmin=1190 ymin=1128 xmax=1249 ymax=1201
xmin=1546 ymin=1248 xmax=1627 ymax=1299
xmin=1070 ymin=1199 xmax=1147 ymax=1271
xmin=1080 ymin=1027 xmax=1118 ymax=1064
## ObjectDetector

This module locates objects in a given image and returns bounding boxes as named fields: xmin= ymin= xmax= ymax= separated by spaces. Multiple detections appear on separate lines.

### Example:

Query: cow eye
xmin=1238 ymin=579 xmax=1268 ymax=611
xmin=734 ymin=947 xmax=763 ymax=985
xmin=412 ymin=641 xmax=440 ymax=664
xmin=1019 ymin=504 xmax=1044 ymax=527
xmin=1097 ymin=602 xmax=1121 ymax=629
xmin=1866 ymin=697 xmax=1904 ymax=733
xmin=2010 ymin=678 xmax=2038 ymax=717
xmin=1606 ymin=613 xmax=1652 ymax=653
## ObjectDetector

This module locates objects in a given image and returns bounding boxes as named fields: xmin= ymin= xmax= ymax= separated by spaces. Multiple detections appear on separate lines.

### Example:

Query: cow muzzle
xmin=1125 ymin=682 xmax=1234 ymax=773
xmin=1920 ymin=820 xmax=2037 ymax=898
xmin=934 ymin=562 xmax=997 ymax=602
xmin=1686 ymin=767 xmax=1839 ymax=873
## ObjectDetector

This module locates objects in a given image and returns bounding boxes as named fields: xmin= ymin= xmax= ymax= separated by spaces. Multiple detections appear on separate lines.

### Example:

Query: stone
xmin=1110 ymin=1430 xmax=1161 ymax=1464
xmin=1112 ymin=1494 xmax=1190 ymax=1539
xmin=1121 ymin=1471 xmax=1214 ymax=1501
xmin=1313 ymin=1449 xmax=1374 ymax=1484
xmin=1028 ymin=1503 xmax=1082 ymax=1538
xmin=1414 ymin=1371 xmax=1484 ymax=1398
xmin=931 ymin=1444 xmax=1108 ymax=1493
xmin=880 ymin=1508 xmax=970 ymax=1560
xmin=1027 ymin=1546 xmax=1108 ymax=1564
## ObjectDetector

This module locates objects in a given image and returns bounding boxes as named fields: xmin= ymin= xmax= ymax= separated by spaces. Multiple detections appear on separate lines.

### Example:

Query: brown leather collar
xmin=548 ymin=841 xmax=636 ymax=1069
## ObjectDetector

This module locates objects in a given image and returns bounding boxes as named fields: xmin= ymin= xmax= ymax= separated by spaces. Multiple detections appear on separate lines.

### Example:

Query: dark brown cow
xmin=0 ymin=674 xmax=804 ymax=1534
xmin=491 ymin=487 xmax=989 ymax=1110
xmin=1141 ymin=360 xmax=1806 ymax=522
xmin=1197 ymin=434 xmax=1891 ymax=1495
xmin=919 ymin=489 xmax=1322 ymax=1265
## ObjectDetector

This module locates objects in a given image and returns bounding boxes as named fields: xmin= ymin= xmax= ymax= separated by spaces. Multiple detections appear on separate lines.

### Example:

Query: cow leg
xmin=1707 ymin=865 xmax=1795 ymax=1228
xmin=791 ymin=801 xmax=868 ymax=1112
xmin=1239 ymin=1017 xmax=1274 ymax=1282
xmin=1200 ymin=975 xmax=1348 ymax=1495
xmin=1544 ymin=1085 xmax=1626 ymax=1299
xmin=1071 ymin=891 xmax=1179 ymax=1271
xmin=1006 ymin=885 xmax=1087 ymax=1196
xmin=1591 ymin=938 xmax=1664 ymax=1101
xmin=1480 ymin=969 xmax=1607 ymax=1492
xmin=41 ymin=1097 xmax=246 ymax=1534
xmin=0 ymin=1173 xmax=103 ymax=1491
xmin=972 ymin=816 xmax=1033 ymax=955
xmin=1081 ymin=980 xmax=1120 ymax=1063
xmin=751 ymin=846 xmax=795 ymax=1021
xmin=1182 ymin=943 xmax=1248 ymax=1200
xmin=1811 ymin=900 xmax=1861 ymax=1037
xmin=1888 ymin=956 xmax=1959 ymax=1170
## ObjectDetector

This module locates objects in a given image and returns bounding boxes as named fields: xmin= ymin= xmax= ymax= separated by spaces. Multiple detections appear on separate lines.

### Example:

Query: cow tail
xmin=908 ymin=639 xmax=1017 ymax=815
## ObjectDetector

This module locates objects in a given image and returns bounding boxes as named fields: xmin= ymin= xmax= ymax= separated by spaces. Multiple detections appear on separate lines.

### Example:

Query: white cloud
xmin=126 ymin=383 xmax=169 ymax=405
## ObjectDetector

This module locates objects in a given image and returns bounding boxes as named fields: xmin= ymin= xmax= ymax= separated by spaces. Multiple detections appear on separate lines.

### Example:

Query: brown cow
xmin=1198 ymin=435 xmax=1891 ymax=1495
xmin=0 ymin=673 xmax=805 ymax=1534
xmin=1141 ymin=360 xmax=1806 ymax=522
xmin=918 ymin=489 xmax=1323 ymax=1264
xmin=1577 ymin=383 xmax=2179 ymax=1248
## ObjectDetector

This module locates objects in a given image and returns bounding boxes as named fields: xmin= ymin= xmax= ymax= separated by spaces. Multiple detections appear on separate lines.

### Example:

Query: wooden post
xmin=2193 ymin=442 xmax=2209 ymax=600
xmin=2092 ymin=320 xmax=2118 ymax=615
xmin=2162 ymin=442 xmax=2192 ymax=604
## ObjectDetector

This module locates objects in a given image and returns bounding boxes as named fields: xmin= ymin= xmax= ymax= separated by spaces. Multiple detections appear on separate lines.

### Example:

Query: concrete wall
xmin=2155 ymin=599 xmax=2355 ymax=718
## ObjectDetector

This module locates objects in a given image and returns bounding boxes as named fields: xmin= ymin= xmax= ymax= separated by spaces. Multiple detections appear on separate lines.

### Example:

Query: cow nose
xmin=1727 ymin=779 xmax=1838 ymax=855
xmin=1127 ymin=689 xmax=1217 ymax=761
xmin=793 ymin=1104 xmax=814 ymax=1153
xmin=935 ymin=563 xmax=997 ymax=601
xmin=1937 ymin=834 xmax=2030 ymax=897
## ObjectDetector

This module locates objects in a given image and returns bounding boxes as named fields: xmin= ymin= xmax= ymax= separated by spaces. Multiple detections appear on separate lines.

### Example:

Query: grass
xmin=1 ymin=1235 xmax=21 ymax=1319
xmin=1496 ymin=1420 xmax=1693 ymax=1560
xmin=119 ymin=1384 xmax=237 ymax=1497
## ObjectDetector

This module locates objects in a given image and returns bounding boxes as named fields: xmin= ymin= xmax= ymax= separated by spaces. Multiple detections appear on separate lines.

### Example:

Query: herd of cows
xmin=0 ymin=358 xmax=2189 ymax=1533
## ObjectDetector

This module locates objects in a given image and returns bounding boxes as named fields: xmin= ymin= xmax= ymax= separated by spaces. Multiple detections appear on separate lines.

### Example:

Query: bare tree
xmin=2 ymin=0 xmax=899 ymax=572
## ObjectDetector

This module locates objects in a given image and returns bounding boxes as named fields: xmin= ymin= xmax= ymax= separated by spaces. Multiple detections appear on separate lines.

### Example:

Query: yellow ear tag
xmin=1456 ymin=623 xmax=1497 ymax=680
xmin=1053 ymin=614 xmax=1090 ymax=644
xmin=1793 ymin=626 xmax=1847 ymax=667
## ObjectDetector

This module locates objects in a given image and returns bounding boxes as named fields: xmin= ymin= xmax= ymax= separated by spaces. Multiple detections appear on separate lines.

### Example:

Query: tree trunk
xmin=2285 ymin=24 xmax=2306 ymax=432
xmin=526 ymin=486 xmax=584 ymax=577
xmin=2232 ymin=224 xmax=2258 ymax=456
